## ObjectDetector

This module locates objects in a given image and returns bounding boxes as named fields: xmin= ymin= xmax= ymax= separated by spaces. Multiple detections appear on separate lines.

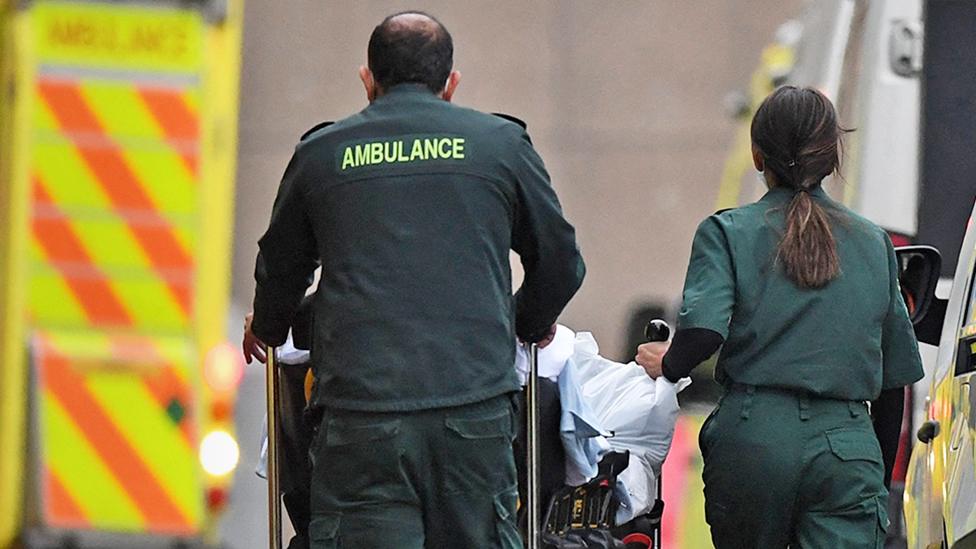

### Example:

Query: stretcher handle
xmin=266 ymin=346 xmax=283 ymax=549
xmin=643 ymin=319 xmax=670 ymax=549
xmin=643 ymin=319 xmax=670 ymax=343
xmin=526 ymin=342 xmax=542 ymax=549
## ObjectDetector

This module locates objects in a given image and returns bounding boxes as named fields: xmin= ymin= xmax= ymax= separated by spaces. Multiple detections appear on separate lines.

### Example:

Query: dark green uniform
xmin=251 ymin=83 xmax=584 ymax=548
xmin=678 ymin=186 xmax=923 ymax=548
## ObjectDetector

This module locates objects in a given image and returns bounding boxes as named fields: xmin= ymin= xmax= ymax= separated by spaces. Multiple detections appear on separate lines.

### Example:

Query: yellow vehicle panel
xmin=1 ymin=0 xmax=243 ymax=545
xmin=0 ymin=2 xmax=34 ymax=545
xmin=905 ymin=208 xmax=976 ymax=548
xmin=26 ymin=1 xmax=207 ymax=536
xmin=33 ymin=330 xmax=202 ymax=533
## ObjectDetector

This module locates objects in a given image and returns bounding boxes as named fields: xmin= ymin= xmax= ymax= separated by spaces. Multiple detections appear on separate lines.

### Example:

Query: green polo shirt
xmin=677 ymin=185 xmax=923 ymax=400
xmin=251 ymin=84 xmax=585 ymax=412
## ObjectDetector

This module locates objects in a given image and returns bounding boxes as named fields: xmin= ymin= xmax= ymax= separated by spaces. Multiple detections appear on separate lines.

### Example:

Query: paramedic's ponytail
xmin=751 ymin=86 xmax=847 ymax=289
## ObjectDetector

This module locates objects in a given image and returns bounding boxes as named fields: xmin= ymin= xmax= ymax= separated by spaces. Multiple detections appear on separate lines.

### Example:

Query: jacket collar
xmin=759 ymin=184 xmax=829 ymax=205
xmin=374 ymin=83 xmax=442 ymax=104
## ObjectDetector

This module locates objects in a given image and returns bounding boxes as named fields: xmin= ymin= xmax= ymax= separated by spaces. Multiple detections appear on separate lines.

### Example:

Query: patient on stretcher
xmin=513 ymin=325 xmax=690 ymax=535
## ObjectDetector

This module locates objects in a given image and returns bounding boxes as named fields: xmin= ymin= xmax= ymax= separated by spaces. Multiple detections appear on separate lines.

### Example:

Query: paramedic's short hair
xmin=368 ymin=12 xmax=453 ymax=94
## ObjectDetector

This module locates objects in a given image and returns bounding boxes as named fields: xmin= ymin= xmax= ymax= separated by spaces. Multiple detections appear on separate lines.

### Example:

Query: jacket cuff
xmin=519 ymin=323 xmax=555 ymax=344
xmin=661 ymin=327 xmax=724 ymax=382
xmin=250 ymin=313 xmax=289 ymax=347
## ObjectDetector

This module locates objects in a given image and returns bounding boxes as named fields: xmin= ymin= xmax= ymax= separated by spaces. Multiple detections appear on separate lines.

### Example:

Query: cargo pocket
xmin=825 ymin=428 xmax=882 ymax=464
xmin=445 ymin=410 xmax=513 ymax=441
xmin=493 ymin=486 xmax=521 ymax=548
xmin=698 ymin=404 xmax=720 ymax=457
xmin=443 ymin=405 xmax=517 ymax=492
xmin=317 ymin=418 xmax=405 ymax=501
xmin=325 ymin=419 xmax=400 ymax=447
xmin=309 ymin=514 xmax=340 ymax=548
xmin=874 ymin=495 xmax=889 ymax=548
xmin=704 ymin=500 xmax=733 ymax=543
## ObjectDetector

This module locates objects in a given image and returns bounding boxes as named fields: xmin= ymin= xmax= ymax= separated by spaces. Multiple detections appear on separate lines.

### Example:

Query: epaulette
xmin=300 ymin=121 xmax=335 ymax=141
xmin=492 ymin=113 xmax=527 ymax=129
xmin=714 ymin=207 xmax=736 ymax=215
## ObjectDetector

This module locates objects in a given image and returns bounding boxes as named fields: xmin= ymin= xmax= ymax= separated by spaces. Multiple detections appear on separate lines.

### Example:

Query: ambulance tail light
xmin=887 ymin=231 xmax=912 ymax=247
xmin=211 ymin=398 xmax=232 ymax=422
xmin=892 ymin=388 xmax=913 ymax=484
xmin=200 ymin=429 xmax=239 ymax=477
xmin=204 ymin=343 xmax=244 ymax=393
xmin=206 ymin=486 xmax=229 ymax=513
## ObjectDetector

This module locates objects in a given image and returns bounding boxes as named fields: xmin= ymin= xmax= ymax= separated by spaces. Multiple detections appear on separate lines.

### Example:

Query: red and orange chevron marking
xmin=36 ymin=333 xmax=201 ymax=533
xmin=45 ymin=468 xmax=89 ymax=530
xmin=28 ymin=75 xmax=205 ymax=533
xmin=32 ymin=178 xmax=133 ymax=326
xmin=137 ymin=88 xmax=201 ymax=178
xmin=38 ymin=79 xmax=198 ymax=324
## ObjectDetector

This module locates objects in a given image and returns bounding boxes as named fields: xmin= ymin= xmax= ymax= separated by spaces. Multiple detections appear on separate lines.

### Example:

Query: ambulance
xmin=903 ymin=204 xmax=976 ymax=549
xmin=0 ymin=1 xmax=244 ymax=547
xmin=719 ymin=0 xmax=976 ymax=545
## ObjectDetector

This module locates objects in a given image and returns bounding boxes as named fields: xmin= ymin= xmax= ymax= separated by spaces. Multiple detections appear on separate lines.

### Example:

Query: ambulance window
xmin=959 ymin=337 xmax=976 ymax=376
xmin=958 ymin=269 xmax=976 ymax=376
xmin=967 ymin=267 xmax=976 ymax=328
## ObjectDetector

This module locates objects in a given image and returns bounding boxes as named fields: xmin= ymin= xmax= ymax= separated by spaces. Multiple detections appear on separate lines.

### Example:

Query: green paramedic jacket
xmin=251 ymin=84 xmax=585 ymax=412
xmin=677 ymin=185 xmax=923 ymax=401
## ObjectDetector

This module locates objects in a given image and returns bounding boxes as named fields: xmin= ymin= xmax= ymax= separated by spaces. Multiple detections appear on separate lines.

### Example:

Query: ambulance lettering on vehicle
xmin=0 ymin=0 xmax=243 ymax=545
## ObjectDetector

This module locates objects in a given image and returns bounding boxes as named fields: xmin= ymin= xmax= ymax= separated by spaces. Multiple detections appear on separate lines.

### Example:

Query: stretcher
xmin=262 ymin=319 xmax=672 ymax=549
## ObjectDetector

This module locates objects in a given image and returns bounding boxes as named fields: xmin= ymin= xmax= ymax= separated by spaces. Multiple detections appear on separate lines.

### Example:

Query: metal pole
xmin=526 ymin=342 xmax=541 ymax=549
xmin=266 ymin=346 xmax=282 ymax=549
xmin=644 ymin=319 xmax=670 ymax=549
xmin=654 ymin=474 xmax=662 ymax=549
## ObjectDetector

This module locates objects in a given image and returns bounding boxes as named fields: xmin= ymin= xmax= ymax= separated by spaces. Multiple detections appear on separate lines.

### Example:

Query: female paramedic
xmin=636 ymin=86 xmax=923 ymax=548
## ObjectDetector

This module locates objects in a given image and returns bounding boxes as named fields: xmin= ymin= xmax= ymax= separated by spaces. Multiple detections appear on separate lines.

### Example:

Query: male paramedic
xmin=245 ymin=11 xmax=585 ymax=548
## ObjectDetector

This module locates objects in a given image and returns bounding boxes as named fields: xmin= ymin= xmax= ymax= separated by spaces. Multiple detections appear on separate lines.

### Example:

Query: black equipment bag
xmin=515 ymin=383 xmax=663 ymax=549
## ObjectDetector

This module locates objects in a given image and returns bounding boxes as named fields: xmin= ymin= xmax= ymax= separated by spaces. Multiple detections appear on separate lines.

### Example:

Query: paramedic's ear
xmin=441 ymin=71 xmax=461 ymax=102
xmin=752 ymin=144 xmax=765 ymax=172
xmin=360 ymin=66 xmax=378 ymax=102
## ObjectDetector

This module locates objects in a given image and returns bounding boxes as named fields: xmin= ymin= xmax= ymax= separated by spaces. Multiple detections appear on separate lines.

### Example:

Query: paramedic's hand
xmin=242 ymin=312 xmax=268 ymax=364
xmin=536 ymin=324 xmax=558 ymax=349
xmin=636 ymin=341 xmax=669 ymax=379
xmin=520 ymin=324 xmax=557 ymax=349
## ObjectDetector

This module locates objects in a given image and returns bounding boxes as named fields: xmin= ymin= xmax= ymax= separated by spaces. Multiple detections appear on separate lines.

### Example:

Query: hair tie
xmin=796 ymin=187 xmax=810 ymax=194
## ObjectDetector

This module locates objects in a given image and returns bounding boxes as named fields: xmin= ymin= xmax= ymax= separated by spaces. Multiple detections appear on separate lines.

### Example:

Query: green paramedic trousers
xmin=307 ymin=393 xmax=523 ymax=548
xmin=700 ymin=385 xmax=890 ymax=549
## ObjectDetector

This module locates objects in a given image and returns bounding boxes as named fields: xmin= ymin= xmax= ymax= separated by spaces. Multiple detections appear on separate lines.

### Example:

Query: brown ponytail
xmin=751 ymin=86 xmax=848 ymax=289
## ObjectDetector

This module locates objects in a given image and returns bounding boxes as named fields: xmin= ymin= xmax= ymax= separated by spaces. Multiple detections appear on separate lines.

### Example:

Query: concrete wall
xmin=234 ymin=1 xmax=803 ymax=358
